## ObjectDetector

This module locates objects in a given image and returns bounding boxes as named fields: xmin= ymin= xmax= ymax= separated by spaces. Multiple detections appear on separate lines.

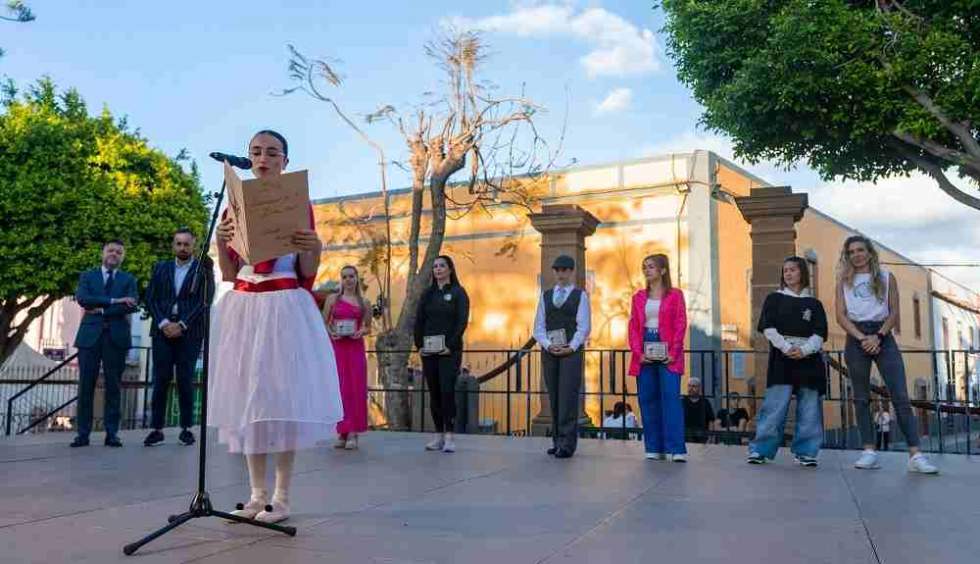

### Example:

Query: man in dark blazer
xmin=143 ymin=228 xmax=214 ymax=446
xmin=72 ymin=240 xmax=138 ymax=447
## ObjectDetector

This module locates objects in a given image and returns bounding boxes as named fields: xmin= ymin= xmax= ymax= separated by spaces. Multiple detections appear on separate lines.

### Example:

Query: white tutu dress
xmin=208 ymin=255 xmax=344 ymax=454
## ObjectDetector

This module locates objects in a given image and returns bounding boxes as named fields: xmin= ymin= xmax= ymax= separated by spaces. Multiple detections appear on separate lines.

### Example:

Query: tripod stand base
xmin=122 ymin=491 xmax=296 ymax=556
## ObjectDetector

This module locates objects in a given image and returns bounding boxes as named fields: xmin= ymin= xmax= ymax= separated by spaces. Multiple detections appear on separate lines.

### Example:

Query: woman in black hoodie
xmin=414 ymin=255 xmax=470 ymax=453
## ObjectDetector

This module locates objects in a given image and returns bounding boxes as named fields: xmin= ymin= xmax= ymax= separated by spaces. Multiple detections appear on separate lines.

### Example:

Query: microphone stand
xmin=123 ymin=176 xmax=296 ymax=556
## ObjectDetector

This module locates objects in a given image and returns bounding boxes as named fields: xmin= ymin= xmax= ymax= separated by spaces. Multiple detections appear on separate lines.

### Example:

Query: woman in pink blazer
xmin=628 ymin=254 xmax=688 ymax=461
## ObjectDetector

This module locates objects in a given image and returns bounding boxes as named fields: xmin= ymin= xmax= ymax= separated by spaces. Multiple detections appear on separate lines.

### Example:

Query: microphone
xmin=209 ymin=152 xmax=252 ymax=170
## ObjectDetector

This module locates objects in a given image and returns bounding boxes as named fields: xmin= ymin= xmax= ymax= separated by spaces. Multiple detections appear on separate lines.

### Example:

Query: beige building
xmin=9 ymin=150 xmax=972 ymax=436
xmin=311 ymin=150 xmax=952 ymax=431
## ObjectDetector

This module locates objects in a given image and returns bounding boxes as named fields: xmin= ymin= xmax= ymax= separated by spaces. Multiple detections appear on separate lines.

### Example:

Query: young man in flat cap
xmin=532 ymin=255 xmax=592 ymax=459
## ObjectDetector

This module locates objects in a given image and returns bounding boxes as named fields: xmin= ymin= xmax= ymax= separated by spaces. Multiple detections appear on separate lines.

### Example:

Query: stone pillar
xmin=528 ymin=204 xmax=600 ymax=289
xmin=735 ymin=186 xmax=808 ymax=390
xmin=527 ymin=204 xmax=600 ymax=435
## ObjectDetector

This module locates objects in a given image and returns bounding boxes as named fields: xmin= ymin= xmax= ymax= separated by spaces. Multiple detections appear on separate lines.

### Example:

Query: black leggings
xmin=422 ymin=351 xmax=462 ymax=433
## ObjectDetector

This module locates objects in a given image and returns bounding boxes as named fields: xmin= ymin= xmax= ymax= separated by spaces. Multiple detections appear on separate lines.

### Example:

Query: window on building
xmin=804 ymin=249 xmax=818 ymax=298
xmin=942 ymin=317 xmax=950 ymax=350
xmin=912 ymin=294 xmax=922 ymax=339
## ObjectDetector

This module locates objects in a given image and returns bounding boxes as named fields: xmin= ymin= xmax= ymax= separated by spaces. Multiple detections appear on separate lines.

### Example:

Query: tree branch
xmin=1 ymin=295 xmax=57 ymax=365
xmin=892 ymin=131 xmax=980 ymax=178
xmin=903 ymin=86 xmax=980 ymax=161
xmin=889 ymin=139 xmax=980 ymax=211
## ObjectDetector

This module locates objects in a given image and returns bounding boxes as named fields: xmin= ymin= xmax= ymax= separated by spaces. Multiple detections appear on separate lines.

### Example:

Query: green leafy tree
xmin=0 ymin=78 xmax=208 ymax=365
xmin=1 ymin=1 xmax=35 ymax=59
xmin=660 ymin=0 xmax=980 ymax=209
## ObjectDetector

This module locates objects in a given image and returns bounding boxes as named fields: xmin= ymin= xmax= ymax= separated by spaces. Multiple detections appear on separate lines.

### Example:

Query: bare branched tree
xmin=285 ymin=29 xmax=559 ymax=428
xmin=1 ymin=1 xmax=35 ymax=59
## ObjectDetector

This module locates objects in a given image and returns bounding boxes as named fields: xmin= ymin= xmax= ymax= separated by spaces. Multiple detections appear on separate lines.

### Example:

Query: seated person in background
xmin=717 ymin=392 xmax=750 ymax=430
xmin=601 ymin=401 xmax=639 ymax=440
xmin=716 ymin=392 xmax=750 ymax=444
xmin=682 ymin=377 xmax=715 ymax=443
xmin=602 ymin=401 xmax=639 ymax=429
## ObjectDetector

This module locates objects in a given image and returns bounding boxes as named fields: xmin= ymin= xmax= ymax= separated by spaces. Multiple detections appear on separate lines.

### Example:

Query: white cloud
xmin=805 ymin=174 xmax=975 ymax=229
xmin=804 ymin=174 xmax=980 ymax=290
xmin=595 ymin=87 xmax=632 ymax=114
xmin=447 ymin=3 xmax=661 ymax=78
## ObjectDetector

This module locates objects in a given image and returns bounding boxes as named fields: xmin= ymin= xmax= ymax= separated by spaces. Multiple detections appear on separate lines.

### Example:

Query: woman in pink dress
xmin=322 ymin=265 xmax=371 ymax=449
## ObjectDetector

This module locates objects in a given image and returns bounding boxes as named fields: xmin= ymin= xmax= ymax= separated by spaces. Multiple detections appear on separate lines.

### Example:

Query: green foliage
xmin=0 ymin=78 xmax=208 ymax=305
xmin=660 ymin=0 xmax=980 ymax=191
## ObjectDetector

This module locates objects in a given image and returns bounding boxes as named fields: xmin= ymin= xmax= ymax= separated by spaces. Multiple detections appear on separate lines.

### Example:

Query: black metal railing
xmin=2 ymin=345 xmax=977 ymax=454
xmin=2 ymin=346 xmax=152 ymax=436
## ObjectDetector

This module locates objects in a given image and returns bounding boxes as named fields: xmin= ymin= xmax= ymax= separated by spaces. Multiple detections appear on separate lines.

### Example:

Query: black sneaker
xmin=69 ymin=436 xmax=90 ymax=448
xmin=794 ymin=455 xmax=818 ymax=468
xmin=143 ymin=430 xmax=165 ymax=446
xmin=746 ymin=452 xmax=766 ymax=464
xmin=179 ymin=429 xmax=195 ymax=446
xmin=104 ymin=435 xmax=123 ymax=448
xmin=547 ymin=447 xmax=557 ymax=456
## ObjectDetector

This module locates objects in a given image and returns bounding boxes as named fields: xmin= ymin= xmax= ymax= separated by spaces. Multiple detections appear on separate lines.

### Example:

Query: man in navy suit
xmin=143 ymin=228 xmax=214 ymax=446
xmin=71 ymin=240 xmax=138 ymax=448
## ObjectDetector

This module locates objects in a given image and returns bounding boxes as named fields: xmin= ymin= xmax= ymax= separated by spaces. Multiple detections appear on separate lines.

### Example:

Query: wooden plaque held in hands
xmin=422 ymin=335 xmax=446 ymax=354
xmin=334 ymin=319 xmax=357 ymax=337
xmin=546 ymin=329 xmax=567 ymax=347
xmin=644 ymin=341 xmax=668 ymax=361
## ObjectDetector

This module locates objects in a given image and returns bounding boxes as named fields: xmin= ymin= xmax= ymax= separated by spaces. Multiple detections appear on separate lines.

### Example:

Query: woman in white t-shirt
xmin=835 ymin=235 xmax=937 ymax=474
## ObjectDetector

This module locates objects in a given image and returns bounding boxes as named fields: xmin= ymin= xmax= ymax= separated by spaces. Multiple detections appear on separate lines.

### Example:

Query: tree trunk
xmin=375 ymin=329 xmax=415 ymax=430
xmin=0 ymin=295 xmax=59 ymax=369
xmin=376 ymin=171 xmax=457 ymax=429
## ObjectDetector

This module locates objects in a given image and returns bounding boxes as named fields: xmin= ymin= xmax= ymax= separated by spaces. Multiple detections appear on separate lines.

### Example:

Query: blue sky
xmin=3 ymin=0 xmax=978 ymax=289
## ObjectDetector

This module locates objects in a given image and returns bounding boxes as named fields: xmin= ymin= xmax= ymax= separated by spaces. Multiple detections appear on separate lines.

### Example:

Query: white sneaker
xmin=669 ymin=453 xmax=687 ymax=463
xmin=425 ymin=435 xmax=445 ymax=451
xmin=229 ymin=491 xmax=267 ymax=520
xmin=854 ymin=450 xmax=880 ymax=469
xmin=442 ymin=438 xmax=456 ymax=453
xmin=907 ymin=453 xmax=939 ymax=475
xmin=344 ymin=435 xmax=359 ymax=450
xmin=644 ymin=452 xmax=665 ymax=460
xmin=255 ymin=497 xmax=290 ymax=523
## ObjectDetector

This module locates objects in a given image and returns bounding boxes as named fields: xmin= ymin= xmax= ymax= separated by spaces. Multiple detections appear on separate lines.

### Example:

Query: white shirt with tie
xmin=532 ymin=284 xmax=592 ymax=351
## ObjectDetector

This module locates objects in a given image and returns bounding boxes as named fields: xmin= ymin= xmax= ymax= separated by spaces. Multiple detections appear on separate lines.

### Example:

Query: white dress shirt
xmin=532 ymin=284 xmax=592 ymax=351
xmin=173 ymin=258 xmax=193 ymax=295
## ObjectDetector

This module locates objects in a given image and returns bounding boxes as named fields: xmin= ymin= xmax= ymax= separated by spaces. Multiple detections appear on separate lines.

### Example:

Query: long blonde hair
xmin=339 ymin=265 xmax=370 ymax=318
xmin=837 ymin=235 xmax=885 ymax=301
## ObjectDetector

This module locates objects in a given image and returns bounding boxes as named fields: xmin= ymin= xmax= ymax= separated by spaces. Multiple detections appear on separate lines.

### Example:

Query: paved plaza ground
xmin=1 ymin=430 xmax=977 ymax=563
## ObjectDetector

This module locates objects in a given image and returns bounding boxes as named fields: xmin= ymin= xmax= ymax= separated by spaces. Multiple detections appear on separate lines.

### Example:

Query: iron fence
xmin=2 ymin=346 xmax=977 ymax=454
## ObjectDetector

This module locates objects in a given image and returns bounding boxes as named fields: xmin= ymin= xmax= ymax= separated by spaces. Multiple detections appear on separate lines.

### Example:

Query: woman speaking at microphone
xmin=211 ymin=130 xmax=343 ymax=524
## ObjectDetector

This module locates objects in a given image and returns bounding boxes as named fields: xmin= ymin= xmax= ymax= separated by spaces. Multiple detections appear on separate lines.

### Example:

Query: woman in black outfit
xmin=414 ymin=255 xmax=470 ymax=453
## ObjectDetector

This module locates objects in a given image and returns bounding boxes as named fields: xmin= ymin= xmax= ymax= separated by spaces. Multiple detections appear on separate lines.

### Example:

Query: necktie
xmin=554 ymin=286 xmax=567 ymax=307
xmin=104 ymin=270 xmax=115 ymax=293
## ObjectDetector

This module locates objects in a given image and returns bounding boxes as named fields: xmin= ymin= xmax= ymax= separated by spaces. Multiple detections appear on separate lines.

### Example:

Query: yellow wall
xmin=311 ymin=154 xmax=939 ymax=430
